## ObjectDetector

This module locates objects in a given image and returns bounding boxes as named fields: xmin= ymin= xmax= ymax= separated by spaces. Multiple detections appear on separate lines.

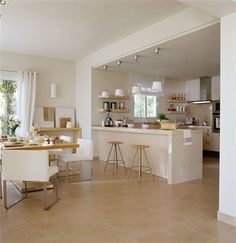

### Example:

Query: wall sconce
xmin=50 ymin=83 xmax=57 ymax=98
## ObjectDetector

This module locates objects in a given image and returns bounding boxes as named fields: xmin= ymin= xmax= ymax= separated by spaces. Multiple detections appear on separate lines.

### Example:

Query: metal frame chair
xmin=2 ymin=150 xmax=59 ymax=210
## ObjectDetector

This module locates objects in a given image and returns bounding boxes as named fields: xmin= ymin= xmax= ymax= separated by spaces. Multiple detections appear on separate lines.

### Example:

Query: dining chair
xmin=57 ymin=138 xmax=93 ymax=183
xmin=2 ymin=150 xmax=59 ymax=210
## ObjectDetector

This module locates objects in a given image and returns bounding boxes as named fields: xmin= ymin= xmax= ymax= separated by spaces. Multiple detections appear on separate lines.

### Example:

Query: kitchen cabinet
xmin=185 ymin=79 xmax=200 ymax=101
xmin=211 ymin=76 xmax=220 ymax=100
xmin=211 ymin=132 xmax=220 ymax=152
xmin=203 ymin=128 xmax=212 ymax=151
xmin=203 ymin=128 xmax=220 ymax=152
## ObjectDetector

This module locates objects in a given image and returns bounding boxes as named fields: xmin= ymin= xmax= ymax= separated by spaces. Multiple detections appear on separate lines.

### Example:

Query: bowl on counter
xmin=127 ymin=124 xmax=135 ymax=128
xmin=141 ymin=124 xmax=149 ymax=129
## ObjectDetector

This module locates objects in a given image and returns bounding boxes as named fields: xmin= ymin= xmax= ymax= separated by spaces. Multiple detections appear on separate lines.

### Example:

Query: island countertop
xmin=92 ymin=125 xmax=202 ymax=136
xmin=92 ymin=125 xmax=203 ymax=184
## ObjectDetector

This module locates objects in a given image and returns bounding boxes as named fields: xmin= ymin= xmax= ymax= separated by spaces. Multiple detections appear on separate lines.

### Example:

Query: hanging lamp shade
xmin=131 ymin=85 xmax=141 ymax=94
xmin=115 ymin=88 xmax=124 ymax=96
xmin=152 ymin=81 xmax=162 ymax=92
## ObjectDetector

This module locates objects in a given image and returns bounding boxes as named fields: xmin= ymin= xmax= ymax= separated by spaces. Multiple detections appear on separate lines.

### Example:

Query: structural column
xmin=218 ymin=12 xmax=236 ymax=226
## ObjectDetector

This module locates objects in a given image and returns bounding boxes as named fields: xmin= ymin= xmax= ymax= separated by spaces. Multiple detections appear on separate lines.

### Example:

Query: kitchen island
xmin=92 ymin=126 xmax=203 ymax=184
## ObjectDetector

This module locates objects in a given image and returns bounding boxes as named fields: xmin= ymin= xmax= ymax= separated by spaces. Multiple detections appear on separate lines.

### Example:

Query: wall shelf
xmin=98 ymin=96 xmax=129 ymax=100
xmin=166 ymin=100 xmax=188 ymax=103
xmin=98 ymin=109 xmax=129 ymax=113
xmin=164 ymin=111 xmax=187 ymax=114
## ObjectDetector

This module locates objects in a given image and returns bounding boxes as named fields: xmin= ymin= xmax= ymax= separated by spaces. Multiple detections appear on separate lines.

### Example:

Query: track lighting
xmin=117 ymin=60 xmax=122 ymax=66
xmin=0 ymin=0 xmax=7 ymax=5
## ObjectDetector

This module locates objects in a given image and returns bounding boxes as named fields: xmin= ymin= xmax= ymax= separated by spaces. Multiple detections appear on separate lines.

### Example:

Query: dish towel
xmin=183 ymin=129 xmax=192 ymax=146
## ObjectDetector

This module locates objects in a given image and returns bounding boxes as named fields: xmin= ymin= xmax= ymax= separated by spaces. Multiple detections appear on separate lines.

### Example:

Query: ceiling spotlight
xmin=154 ymin=47 xmax=160 ymax=54
xmin=117 ymin=60 xmax=122 ymax=66
xmin=103 ymin=65 xmax=108 ymax=70
xmin=134 ymin=55 xmax=139 ymax=61
xmin=0 ymin=0 xmax=7 ymax=5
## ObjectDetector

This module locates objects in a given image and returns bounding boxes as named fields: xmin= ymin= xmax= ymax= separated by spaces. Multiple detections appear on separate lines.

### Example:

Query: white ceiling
xmin=97 ymin=23 xmax=220 ymax=81
xmin=0 ymin=0 xmax=187 ymax=60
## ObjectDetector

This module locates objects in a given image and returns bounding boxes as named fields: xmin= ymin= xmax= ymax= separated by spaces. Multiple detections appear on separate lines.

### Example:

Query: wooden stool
xmin=127 ymin=144 xmax=153 ymax=182
xmin=104 ymin=141 xmax=126 ymax=173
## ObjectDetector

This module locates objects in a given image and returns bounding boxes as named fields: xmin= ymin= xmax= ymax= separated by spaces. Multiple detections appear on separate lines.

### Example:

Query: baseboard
xmin=217 ymin=211 xmax=236 ymax=227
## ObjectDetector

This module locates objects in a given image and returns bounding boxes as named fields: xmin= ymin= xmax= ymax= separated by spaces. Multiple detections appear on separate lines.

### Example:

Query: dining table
xmin=0 ymin=142 xmax=80 ymax=193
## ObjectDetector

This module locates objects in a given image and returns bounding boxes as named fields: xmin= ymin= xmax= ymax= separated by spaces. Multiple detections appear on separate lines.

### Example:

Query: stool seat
xmin=133 ymin=144 xmax=150 ymax=148
xmin=108 ymin=141 xmax=123 ymax=145
xmin=104 ymin=141 xmax=126 ymax=174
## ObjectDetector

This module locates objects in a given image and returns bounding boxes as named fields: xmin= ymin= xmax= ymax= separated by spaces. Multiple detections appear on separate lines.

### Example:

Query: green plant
xmin=157 ymin=113 xmax=166 ymax=121
xmin=0 ymin=80 xmax=18 ymax=135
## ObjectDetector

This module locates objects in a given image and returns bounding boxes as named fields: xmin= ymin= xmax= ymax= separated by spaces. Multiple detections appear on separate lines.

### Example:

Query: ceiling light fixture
xmin=117 ymin=60 xmax=122 ymax=66
xmin=134 ymin=55 xmax=139 ymax=61
xmin=0 ymin=0 xmax=7 ymax=5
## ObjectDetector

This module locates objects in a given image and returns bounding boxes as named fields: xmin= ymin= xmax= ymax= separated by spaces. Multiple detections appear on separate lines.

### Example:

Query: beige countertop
xmin=92 ymin=126 xmax=203 ymax=135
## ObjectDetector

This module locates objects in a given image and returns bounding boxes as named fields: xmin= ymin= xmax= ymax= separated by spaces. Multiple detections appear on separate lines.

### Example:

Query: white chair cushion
xmin=49 ymin=166 xmax=59 ymax=177
xmin=57 ymin=154 xmax=90 ymax=163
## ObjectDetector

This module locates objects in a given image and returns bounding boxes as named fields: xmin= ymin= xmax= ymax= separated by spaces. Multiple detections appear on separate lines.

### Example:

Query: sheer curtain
xmin=17 ymin=71 xmax=36 ymax=136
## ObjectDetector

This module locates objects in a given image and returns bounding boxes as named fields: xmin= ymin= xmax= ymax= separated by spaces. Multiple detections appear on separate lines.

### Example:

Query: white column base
xmin=217 ymin=211 xmax=236 ymax=227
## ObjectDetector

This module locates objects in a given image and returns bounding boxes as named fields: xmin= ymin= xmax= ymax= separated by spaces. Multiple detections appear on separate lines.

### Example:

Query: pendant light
xmin=152 ymin=47 xmax=163 ymax=93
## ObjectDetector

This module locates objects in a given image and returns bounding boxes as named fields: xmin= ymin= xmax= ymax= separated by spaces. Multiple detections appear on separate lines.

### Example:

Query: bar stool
xmin=104 ymin=141 xmax=126 ymax=173
xmin=127 ymin=144 xmax=153 ymax=182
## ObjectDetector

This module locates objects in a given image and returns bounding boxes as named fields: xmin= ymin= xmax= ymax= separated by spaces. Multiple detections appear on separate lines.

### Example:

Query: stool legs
xmin=128 ymin=147 xmax=153 ymax=182
xmin=104 ymin=144 xmax=126 ymax=173
xmin=104 ymin=144 xmax=113 ymax=172
xmin=127 ymin=148 xmax=138 ymax=179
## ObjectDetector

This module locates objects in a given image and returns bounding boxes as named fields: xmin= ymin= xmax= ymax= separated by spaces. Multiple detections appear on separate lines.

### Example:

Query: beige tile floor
xmin=0 ymin=157 xmax=236 ymax=243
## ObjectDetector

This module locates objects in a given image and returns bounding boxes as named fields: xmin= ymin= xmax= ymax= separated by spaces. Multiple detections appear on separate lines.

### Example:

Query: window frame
xmin=133 ymin=93 xmax=157 ymax=119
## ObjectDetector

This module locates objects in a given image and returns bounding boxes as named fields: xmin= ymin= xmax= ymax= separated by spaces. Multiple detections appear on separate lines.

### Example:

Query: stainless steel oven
xmin=213 ymin=114 xmax=220 ymax=133
xmin=212 ymin=101 xmax=220 ymax=114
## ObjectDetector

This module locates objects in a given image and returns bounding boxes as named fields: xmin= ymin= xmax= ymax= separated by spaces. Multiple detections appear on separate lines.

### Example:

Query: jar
xmin=119 ymin=102 xmax=125 ymax=110
xmin=103 ymin=102 xmax=110 ymax=110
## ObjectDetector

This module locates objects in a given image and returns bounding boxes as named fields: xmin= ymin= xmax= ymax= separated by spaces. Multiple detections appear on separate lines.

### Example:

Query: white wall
xmin=0 ymin=51 xmax=76 ymax=108
xmin=92 ymin=69 xmax=130 ymax=125
xmin=76 ymin=8 xmax=218 ymax=138
xmin=218 ymin=12 xmax=236 ymax=226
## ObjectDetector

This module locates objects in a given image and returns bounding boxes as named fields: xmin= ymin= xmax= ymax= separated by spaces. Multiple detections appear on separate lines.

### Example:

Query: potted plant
xmin=8 ymin=116 xmax=21 ymax=137
xmin=157 ymin=113 xmax=169 ymax=123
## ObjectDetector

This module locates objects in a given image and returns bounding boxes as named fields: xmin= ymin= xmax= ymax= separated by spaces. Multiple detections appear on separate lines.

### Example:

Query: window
xmin=133 ymin=94 xmax=157 ymax=118
xmin=0 ymin=80 xmax=17 ymax=135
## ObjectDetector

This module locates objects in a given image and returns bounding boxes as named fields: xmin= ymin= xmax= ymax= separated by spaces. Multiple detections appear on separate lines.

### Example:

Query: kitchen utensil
xmin=141 ymin=124 xmax=149 ymax=129
xmin=104 ymin=112 xmax=113 ymax=127
xmin=115 ymin=120 xmax=124 ymax=127
xmin=115 ymin=89 xmax=124 ymax=96
xmin=101 ymin=91 xmax=109 ymax=98
xmin=103 ymin=102 xmax=110 ymax=110
xmin=111 ymin=102 xmax=117 ymax=110
xmin=119 ymin=102 xmax=125 ymax=110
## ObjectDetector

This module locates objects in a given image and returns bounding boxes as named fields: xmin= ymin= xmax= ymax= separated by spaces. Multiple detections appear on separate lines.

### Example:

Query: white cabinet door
xmin=211 ymin=132 xmax=220 ymax=152
xmin=185 ymin=79 xmax=200 ymax=101
xmin=212 ymin=76 xmax=220 ymax=101
xmin=203 ymin=128 xmax=212 ymax=151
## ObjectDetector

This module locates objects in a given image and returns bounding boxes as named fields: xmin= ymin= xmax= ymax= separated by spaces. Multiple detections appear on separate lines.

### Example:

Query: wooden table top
xmin=2 ymin=143 xmax=79 ymax=150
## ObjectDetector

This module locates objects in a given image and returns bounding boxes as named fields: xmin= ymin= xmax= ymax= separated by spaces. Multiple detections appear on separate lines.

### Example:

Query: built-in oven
xmin=213 ymin=114 xmax=220 ymax=133
xmin=212 ymin=100 xmax=220 ymax=114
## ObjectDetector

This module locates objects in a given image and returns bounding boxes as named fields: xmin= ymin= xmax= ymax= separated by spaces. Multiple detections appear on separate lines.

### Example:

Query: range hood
xmin=189 ymin=76 xmax=212 ymax=104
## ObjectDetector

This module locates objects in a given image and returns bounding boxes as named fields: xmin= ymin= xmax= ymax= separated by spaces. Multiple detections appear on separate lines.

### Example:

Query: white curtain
xmin=17 ymin=71 xmax=36 ymax=136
